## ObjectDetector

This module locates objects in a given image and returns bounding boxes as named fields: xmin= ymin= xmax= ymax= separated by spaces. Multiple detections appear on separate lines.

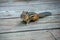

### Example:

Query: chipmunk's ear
xmin=22 ymin=11 xmax=28 ymax=14
xmin=22 ymin=11 xmax=26 ymax=14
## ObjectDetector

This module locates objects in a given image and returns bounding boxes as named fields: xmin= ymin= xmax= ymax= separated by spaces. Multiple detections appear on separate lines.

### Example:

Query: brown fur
xmin=21 ymin=11 xmax=52 ymax=24
xmin=22 ymin=14 xmax=40 ymax=24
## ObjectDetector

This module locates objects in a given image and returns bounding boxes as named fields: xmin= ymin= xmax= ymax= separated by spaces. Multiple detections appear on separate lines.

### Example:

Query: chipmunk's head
xmin=21 ymin=11 xmax=30 ymax=24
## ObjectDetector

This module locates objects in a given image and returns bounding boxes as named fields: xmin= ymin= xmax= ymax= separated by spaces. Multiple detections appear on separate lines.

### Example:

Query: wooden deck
xmin=0 ymin=0 xmax=60 ymax=40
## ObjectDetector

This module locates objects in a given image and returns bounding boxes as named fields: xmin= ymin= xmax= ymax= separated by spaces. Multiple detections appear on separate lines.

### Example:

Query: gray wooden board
xmin=0 ymin=1 xmax=60 ymax=33
xmin=0 ymin=15 xmax=60 ymax=33
xmin=48 ymin=29 xmax=60 ymax=40
xmin=0 ymin=1 xmax=60 ymax=40
xmin=0 ymin=0 xmax=60 ymax=3
xmin=0 ymin=30 xmax=55 ymax=40
xmin=49 ymin=29 xmax=60 ymax=38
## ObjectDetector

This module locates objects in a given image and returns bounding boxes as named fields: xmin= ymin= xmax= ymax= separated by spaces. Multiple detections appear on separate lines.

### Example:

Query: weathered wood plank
xmin=0 ymin=0 xmax=60 ymax=34
xmin=0 ymin=1 xmax=60 ymax=40
xmin=0 ymin=15 xmax=60 ymax=33
xmin=49 ymin=29 xmax=60 ymax=40
xmin=0 ymin=31 xmax=55 ymax=40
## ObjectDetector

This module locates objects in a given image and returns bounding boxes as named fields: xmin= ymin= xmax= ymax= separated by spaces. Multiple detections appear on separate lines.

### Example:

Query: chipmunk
xmin=20 ymin=11 xmax=52 ymax=24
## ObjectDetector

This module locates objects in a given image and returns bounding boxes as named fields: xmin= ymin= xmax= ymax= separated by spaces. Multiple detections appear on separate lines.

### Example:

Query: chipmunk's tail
xmin=38 ymin=12 xmax=52 ymax=18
